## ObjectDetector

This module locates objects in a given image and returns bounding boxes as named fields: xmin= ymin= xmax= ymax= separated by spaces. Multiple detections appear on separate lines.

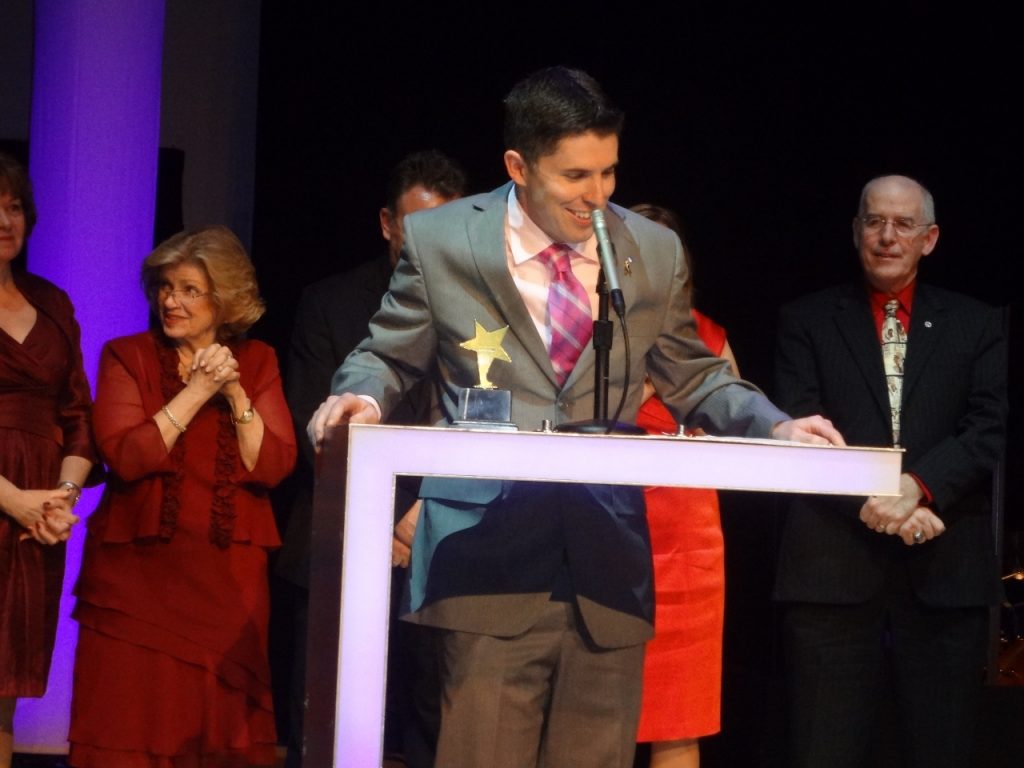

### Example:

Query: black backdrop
xmin=249 ymin=9 xmax=1023 ymax=764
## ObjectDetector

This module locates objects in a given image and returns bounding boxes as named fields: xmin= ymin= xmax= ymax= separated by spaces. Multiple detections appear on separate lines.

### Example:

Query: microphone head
xmin=591 ymin=208 xmax=608 ymax=233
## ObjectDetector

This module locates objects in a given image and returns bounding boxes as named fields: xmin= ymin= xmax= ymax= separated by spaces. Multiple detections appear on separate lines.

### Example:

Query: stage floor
xmin=11 ymin=750 xmax=407 ymax=768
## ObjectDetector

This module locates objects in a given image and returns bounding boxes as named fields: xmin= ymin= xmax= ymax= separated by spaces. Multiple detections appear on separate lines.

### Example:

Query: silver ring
xmin=913 ymin=530 xmax=924 ymax=543
xmin=876 ymin=525 xmax=885 ymax=532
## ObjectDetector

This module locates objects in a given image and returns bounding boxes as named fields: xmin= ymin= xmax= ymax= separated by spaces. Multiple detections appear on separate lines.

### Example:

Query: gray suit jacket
xmin=332 ymin=183 xmax=788 ymax=647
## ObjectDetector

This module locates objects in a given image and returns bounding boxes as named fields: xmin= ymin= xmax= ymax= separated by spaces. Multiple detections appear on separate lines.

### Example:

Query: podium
xmin=306 ymin=424 xmax=901 ymax=767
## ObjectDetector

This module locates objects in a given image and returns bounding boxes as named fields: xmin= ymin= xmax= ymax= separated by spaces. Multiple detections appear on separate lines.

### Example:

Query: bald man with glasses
xmin=773 ymin=174 xmax=1008 ymax=768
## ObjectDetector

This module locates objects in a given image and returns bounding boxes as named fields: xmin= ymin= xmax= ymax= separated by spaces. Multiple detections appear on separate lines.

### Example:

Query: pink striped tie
xmin=536 ymin=243 xmax=593 ymax=386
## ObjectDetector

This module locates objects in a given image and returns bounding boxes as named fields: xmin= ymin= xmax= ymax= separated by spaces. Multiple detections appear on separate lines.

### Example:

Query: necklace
xmin=175 ymin=348 xmax=193 ymax=383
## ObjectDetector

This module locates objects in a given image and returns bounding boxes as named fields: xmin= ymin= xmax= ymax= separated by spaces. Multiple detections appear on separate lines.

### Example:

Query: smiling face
xmin=0 ymin=191 xmax=26 ymax=265
xmin=158 ymin=261 xmax=218 ymax=350
xmin=853 ymin=175 xmax=939 ymax=294
xmin=504 ymin=130 xmax=618 ymax=244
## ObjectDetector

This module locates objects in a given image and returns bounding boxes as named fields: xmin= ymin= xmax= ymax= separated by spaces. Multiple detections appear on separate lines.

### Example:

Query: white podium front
xmin=305 ymin=424 xmax=901 ymax=768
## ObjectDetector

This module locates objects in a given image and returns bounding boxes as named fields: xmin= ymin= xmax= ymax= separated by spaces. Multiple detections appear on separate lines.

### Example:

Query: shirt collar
xmin=867 ymin=279 xmax=916 ymax=315
xmin=506 ymin=186 xmax=597 ymax=265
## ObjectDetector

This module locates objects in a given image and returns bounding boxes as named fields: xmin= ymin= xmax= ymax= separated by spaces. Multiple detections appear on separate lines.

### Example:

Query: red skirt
xmin=68 ymin=625 xmax=277 ymax=768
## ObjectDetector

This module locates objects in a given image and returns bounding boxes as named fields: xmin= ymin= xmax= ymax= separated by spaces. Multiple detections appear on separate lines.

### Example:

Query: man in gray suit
xmin=309 ymin=66 xmax=843 ymax=768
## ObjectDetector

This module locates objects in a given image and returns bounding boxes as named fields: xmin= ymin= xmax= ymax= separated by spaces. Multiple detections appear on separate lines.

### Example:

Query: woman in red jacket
xmin=68 ymin=226 xmax=296 ymax=768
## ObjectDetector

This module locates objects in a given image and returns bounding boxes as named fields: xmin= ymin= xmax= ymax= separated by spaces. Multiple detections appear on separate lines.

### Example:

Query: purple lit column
xmin=16 ymin=0 xmax=165 ymax=752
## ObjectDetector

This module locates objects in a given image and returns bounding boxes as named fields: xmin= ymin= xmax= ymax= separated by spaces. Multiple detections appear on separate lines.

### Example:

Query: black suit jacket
xmin=275 ymin=256 xmax=430 ymax=588
xmin=773 ymin=281 xmax=1007 ymax=607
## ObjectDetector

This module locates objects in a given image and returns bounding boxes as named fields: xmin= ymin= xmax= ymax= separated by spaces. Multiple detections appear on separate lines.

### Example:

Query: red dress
xmin=635 ymin=309 xmax=727 ymax=741
xmin=0 ymin=273 xmax=96 ymax=698
xmin=68 ymin=331 xmax=296 ymax=768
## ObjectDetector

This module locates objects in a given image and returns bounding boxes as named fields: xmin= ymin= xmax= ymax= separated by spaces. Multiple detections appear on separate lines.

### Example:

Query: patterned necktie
xmin=536 ymin=243 xmax=593 ymax=386
xmin=881 ymin=299 xmax=907 ymax=447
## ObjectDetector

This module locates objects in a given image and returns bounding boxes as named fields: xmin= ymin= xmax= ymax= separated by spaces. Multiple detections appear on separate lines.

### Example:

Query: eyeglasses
xmin=859 ymin=214 xmax=932 ymax=238
xmin=158 ymin=286 xmax=211 ymax=306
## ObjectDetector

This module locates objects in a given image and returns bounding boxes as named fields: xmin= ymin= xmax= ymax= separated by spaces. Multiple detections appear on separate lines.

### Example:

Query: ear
xmin=851 ymin=216 xmax=862 ymax=250
xmin=379 ymin=207 xmax=393 ymax=243
xmin=504 ymin=150 xmax=528 ymax=186
xmin=920 ymin=224 xmax=940 ymax=257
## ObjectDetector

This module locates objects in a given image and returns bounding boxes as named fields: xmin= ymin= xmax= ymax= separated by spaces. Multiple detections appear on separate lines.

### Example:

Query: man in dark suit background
xmin=275 ymin=149 xmax=466 ymax=768
xmin=773 ymin=174 xmax=1008 ymax=768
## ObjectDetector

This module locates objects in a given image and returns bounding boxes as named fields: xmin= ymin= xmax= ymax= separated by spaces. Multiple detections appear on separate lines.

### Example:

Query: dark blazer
xmin=333 ymin=184 xmax=790 ymax=648
xmin=773 ymin=281 xmax=1007 ymax=607
xmin=276 ymin=256 xmax=430 ymax=588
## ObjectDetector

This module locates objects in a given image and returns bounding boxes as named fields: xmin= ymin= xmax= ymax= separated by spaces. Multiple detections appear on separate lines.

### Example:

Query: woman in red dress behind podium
xmin=68 ymin=226 xmax=296 ymax=768
xmin=631 ymin=204 xmax=738 ymax=768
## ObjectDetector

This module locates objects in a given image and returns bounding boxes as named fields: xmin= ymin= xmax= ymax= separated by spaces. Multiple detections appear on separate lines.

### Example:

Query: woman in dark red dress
xmin=68 ymin=226 xmax=296 ymax=767
xmin=0 ymin=152 xmax=97 ymax=768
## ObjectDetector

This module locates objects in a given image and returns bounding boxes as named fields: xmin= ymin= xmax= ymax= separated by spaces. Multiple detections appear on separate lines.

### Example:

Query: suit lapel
xmin=833 ymin=283 xmax=946 ymax=436
xmin=833 ymin=288 xmax=891 ymax=420
xmin=467 ymin=185 xmax=559 ymax=386
xmin=464 ymin=192 xmax=642 ymax=392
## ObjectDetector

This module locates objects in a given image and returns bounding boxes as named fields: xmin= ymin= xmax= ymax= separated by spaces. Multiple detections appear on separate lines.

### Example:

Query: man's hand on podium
xmin=772 ymin=415 xmax=846 ymax=447
xmin=308 ymin=392 xmax=381 ymax=452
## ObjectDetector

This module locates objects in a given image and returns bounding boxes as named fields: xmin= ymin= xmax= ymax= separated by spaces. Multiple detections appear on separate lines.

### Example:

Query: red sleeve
xmin=909 ymin=473 xmax=934 ymax=505
xmin=49 ymin=287 xmax=99 ymax=466
xmin=92 ymin=338 xmax=176 ymax=482
xmin=234 ymin=341 xmax=297 ymax=487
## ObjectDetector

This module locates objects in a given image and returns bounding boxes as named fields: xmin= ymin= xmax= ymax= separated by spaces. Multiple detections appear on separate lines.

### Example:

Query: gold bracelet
xmin=161 ymin=405 xmax=187 ymax=433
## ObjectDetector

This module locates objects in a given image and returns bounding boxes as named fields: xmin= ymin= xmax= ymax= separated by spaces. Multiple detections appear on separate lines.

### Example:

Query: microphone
xmin=591 ymin=208 xmax=625 ymax=318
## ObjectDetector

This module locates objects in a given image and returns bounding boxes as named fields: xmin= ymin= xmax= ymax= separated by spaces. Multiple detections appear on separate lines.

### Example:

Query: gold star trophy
xmin=455 ymin=320 xmax=517 ymax=430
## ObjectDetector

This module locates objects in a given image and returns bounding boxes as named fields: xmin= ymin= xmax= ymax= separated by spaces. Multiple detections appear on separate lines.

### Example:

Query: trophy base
xmin=452 ymin=419 xmax=519 ymax=432
xmin=454 ymin=387 xmax=518 ymax=431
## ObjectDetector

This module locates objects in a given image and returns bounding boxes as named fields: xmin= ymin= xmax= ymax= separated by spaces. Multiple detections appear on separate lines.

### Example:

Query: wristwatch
xmin=232 ymin=406 xmax=255 ymax=425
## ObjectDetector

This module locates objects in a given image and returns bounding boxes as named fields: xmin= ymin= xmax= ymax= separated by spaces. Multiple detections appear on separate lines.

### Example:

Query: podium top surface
xmin=339 ymin=422 xmax=902 ymax=497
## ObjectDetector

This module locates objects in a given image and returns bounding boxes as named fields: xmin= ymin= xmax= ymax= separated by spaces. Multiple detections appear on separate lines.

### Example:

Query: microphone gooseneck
xmin=591 ymin=208 xmax=625 ymax=318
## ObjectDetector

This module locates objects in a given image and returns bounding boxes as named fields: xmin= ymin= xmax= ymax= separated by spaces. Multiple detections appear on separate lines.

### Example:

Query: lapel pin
xmin=624 ymin=256 xmax=633 ymax=276
xmin=924 ymin=321 xmax=932 ymax=328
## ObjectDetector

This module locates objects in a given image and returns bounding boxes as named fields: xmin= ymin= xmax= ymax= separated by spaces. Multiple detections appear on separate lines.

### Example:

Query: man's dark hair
xmin=385 ymin=149 xmax=468 ymax=213
xmin=503 ymin=66 xmax=624 ymax=165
